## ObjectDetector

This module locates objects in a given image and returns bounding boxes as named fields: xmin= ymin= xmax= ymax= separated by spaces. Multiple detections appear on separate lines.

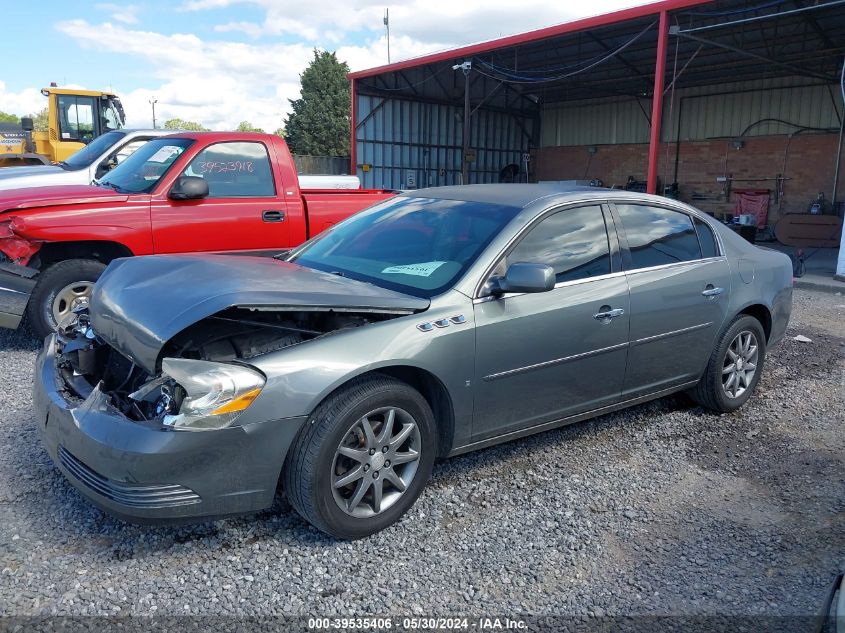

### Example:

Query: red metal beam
xmin=347 ymin=0 xmax=711 ymax=80
xmin=647 ymin=10 xmax=669 ymax=194
xmin=350 ymin=78 xmax=357 ymax=176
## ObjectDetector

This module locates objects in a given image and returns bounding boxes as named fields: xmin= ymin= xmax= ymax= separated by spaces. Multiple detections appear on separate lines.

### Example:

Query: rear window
xmin=616 ymin=204 xmax=702 ymax=269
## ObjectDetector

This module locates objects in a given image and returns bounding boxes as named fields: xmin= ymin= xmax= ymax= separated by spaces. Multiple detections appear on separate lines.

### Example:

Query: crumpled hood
xmin=0 ymin=185 xmax=128 ymax=212
xmin=91 ymin=254 xmax=430 ymax=373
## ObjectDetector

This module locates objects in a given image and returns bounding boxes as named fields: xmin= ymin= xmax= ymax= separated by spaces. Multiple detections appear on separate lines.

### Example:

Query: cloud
xmin=177 ymin=0 xmax=645 ymax=46
xmin=0 ymin=81 xmax=46 ymax=118
xmin=20 ymin=0 xmax=644 ymax=134
xmin=213 ymin=21 xmax=265 ymax=39
xmin=55 ymin=19 xmax=312 ymax=131
xmin=96 ymin=3 xmax=140 ymax=24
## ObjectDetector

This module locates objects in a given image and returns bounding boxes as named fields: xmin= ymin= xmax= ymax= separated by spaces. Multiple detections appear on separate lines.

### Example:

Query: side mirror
xmin=20 ymin=117 xmax=34 ymax=132
xmin=169 ymin=176 xmax=209 ymax=200
xmin=490 ymin=262 xmax=555 ymax=295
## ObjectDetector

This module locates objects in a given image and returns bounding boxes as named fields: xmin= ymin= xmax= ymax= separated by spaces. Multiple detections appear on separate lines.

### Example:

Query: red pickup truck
xmin=0 ymin=132 xmax=394 ymax=337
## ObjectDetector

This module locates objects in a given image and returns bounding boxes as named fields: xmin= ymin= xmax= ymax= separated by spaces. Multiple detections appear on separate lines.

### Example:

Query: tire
xmin=26 ymin=259 xmax=106 ymax=339
xmin=689 ymin=314 xmax=767 ymax=413
xmin=284 ymin=374 xmax=436 ymax=539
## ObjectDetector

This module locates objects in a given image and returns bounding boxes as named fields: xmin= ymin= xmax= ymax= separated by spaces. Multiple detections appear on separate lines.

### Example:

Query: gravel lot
xmin=0 ymin=288 xmax=842 ymax=627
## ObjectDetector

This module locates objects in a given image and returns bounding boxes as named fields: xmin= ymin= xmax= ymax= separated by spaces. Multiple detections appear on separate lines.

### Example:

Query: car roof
xmin=120 ymin=129 xmax=179 ymax=135
xmin=402 ymin=183 xmax=674 ymax=209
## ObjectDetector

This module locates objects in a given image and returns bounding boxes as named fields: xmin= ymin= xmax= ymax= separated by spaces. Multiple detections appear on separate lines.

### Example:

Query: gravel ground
xmin=0 ymin=288 xmax=842 ymax=627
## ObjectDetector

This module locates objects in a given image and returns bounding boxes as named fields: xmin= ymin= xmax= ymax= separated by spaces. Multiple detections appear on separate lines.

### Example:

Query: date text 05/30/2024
xmin=307 ymin=617 xmax=528 ymax=631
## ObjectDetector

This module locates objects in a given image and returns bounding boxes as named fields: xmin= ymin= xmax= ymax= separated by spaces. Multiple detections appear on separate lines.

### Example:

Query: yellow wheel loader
xmin=0 ymin=85 xmax=126 ymax=168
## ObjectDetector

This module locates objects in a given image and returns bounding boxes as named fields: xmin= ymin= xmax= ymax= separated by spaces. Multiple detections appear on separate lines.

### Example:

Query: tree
xmin=163 ymin=118 xmax=208 ymax=131
xmin=273 ymin=127 xmax=286 ymax=138
xmin=236 ymin=121 xmax=264 ymax=133
xmin=29 ymin=108 xmax=48 ymax=132
xmin=0 ymin=111 xmax=19 ymax=124
xmin=284 ymin=50 xmax=350 ymax=156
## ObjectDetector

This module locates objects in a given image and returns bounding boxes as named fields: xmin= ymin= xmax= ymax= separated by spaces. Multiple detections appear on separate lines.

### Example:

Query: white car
xmin=0 ymin=129 xmax=174 ymax=191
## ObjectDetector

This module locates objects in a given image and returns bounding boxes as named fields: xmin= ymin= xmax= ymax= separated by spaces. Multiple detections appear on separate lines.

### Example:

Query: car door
xmin=150 ymin=140 xmax=289 ymax=254
xmin=610 ymin=202 xmax=732 ymax=398
xmin=472 ymin=203 xmax=630 ymax=441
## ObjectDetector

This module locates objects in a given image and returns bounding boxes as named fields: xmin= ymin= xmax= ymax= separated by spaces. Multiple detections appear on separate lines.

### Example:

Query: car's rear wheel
xmin=283 ymin=375 xmax=436 ymax=539
xmin=26 ymin=259 xmax=106 ymax=339
xmin=689 ymin=314 xmax=767 ymax=413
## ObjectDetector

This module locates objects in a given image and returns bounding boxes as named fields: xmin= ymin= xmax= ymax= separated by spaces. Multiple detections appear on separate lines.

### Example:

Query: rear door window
xmin=182 ymin=141 xmax=275 ymax=197
xmin=615 ymin=204 xmax=702 ymax=269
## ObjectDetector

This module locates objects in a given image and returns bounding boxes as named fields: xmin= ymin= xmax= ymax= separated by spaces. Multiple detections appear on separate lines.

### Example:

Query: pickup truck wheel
xmin=283 ymin=375 xmax=436 ymax=539
xmin=688 ymin=314 xmax=767 ymax=413
xmin=26 ymin=259 xmax=106 ymax=339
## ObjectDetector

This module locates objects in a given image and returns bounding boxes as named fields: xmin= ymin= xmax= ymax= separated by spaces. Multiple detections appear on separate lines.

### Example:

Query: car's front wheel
xmin=26 ymin=259 xmax=106 ymax=339
xmin=689 ymin=314 xmax=767 ymax=413
xmin=284 ymin=375 xmax=436 ymax=539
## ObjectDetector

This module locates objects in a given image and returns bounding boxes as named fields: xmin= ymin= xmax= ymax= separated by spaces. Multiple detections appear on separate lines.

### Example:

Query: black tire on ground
xmin=26 ymin=259 xmax=106 ymax=339
xmin=688 ymin=314 xmax=767 ymax=413
xmin=283 ymin=374 xmax=437 ymax=539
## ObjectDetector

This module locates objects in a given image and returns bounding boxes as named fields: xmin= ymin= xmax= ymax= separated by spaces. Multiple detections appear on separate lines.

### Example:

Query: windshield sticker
xmin=148 ymin=146 xmax=182 ymax=163
xmin=382 ymin=261 xmax=446 ymax=277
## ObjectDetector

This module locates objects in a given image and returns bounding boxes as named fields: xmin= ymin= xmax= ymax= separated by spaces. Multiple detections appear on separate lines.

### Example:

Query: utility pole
xmin=453 ymin=61 xmax=472 ymax=184
xmin=384 ymin=9 xmax=391 ymax=63
xmin=149 ymin=97 xmax=158 ymax=129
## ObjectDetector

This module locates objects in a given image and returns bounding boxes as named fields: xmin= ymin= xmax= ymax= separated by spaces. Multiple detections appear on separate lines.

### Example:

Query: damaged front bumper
xmin=34 ymin=334 xmax=307 ymax=523
xmin=0 ymin=262 xmax=37 ymax=330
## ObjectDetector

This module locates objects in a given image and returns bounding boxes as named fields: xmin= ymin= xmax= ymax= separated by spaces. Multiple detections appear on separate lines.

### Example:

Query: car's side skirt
xmin=447 ymin=379 xmax=699 ymax=457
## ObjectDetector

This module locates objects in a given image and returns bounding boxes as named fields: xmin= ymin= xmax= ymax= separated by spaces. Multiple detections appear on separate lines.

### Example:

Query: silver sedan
xmin=34 ymin=184 xmax=792 ymax=538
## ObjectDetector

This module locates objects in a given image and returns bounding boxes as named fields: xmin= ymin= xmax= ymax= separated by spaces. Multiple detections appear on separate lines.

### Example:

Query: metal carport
xmin=349 ymin=0 xmax=845 ymax=277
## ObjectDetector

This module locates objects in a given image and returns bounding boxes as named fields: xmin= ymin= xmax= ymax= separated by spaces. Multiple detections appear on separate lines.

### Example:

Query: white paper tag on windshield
xmin=148 ymin=146 xmax=181 ymax=163
xmin=382 ymin=261 xmax=446 ymax=277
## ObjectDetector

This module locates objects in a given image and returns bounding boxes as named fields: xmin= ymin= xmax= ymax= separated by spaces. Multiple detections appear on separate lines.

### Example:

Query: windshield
xmin=61 ymin=130 xmax=126 ymax=171
xmin=289 ymin=196 xmax=520 ymax=298
xmin=97 ymin=138 xmax=193 ymax=193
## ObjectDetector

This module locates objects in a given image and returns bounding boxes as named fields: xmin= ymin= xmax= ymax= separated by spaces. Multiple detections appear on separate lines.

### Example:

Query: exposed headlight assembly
xmin=159 ymin=358 xmax=265 ymax=431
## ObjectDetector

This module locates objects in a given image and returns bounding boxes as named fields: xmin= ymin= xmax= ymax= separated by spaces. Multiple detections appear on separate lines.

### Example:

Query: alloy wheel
xmin=331 ymin=407 xmax=422 ymax=518
xmin=722 ymin=330 xmax=759 ymax=399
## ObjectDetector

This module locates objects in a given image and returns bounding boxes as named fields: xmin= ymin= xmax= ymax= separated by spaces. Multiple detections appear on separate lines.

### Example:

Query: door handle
xmin=702 ymin=285 xmax=724 ymax=298
xmin=262 ymin=210 xmax=286 ymax=222
xmin=594 ymin=307 xmax=624 ymax=322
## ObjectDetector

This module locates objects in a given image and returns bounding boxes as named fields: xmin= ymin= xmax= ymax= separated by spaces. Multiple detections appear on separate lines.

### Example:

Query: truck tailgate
xmin=301 ymin=189 xmax=396 ymax=237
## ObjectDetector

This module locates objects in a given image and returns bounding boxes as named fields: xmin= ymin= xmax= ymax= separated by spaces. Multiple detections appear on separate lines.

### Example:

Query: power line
xmin=472 ymin=20 xmax=657 ymax=84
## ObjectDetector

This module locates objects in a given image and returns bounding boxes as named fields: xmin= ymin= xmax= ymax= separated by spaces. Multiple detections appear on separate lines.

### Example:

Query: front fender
xmin=243 ymin=293 xmax=475 ymax=446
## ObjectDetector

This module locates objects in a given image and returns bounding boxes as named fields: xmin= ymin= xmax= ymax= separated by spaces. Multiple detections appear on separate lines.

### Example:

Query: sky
xmin=2 ymin=0 xmax=648 ymax=133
